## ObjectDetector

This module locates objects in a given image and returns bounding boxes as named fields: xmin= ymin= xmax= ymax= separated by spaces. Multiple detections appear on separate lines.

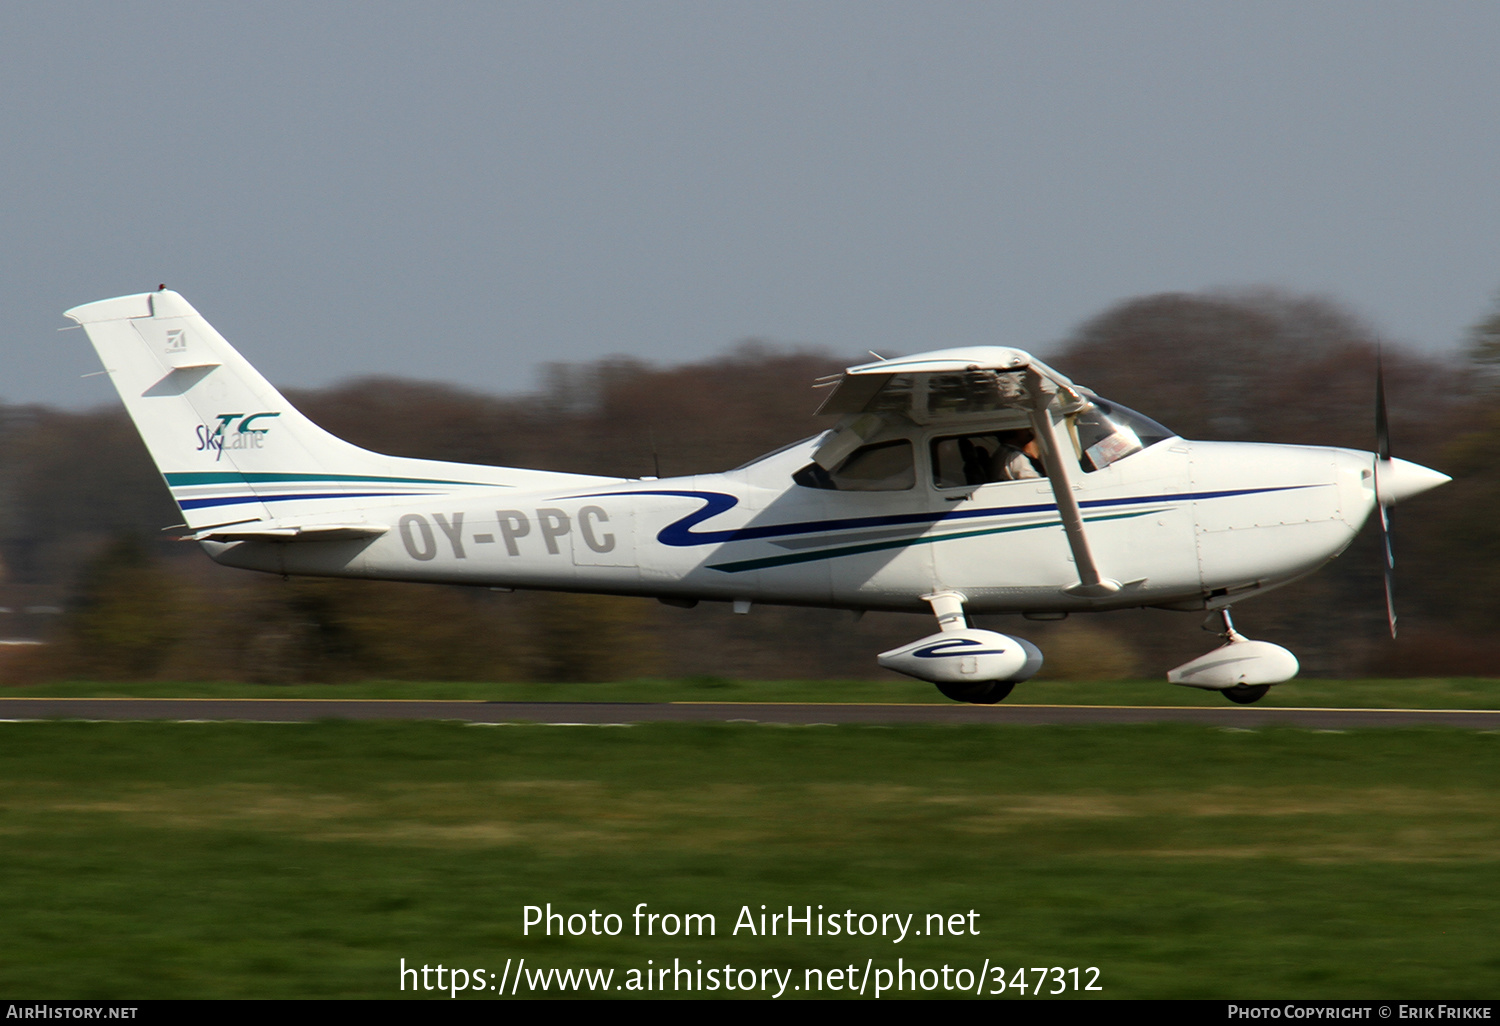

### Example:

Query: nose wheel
xmin=1167 ymin=608 xmax=1296 ymax=703
xmin=1222 ymin=683 xmax=1270 ymax=705
xmin=1212 ymin=611 xmax=1272 ymax=705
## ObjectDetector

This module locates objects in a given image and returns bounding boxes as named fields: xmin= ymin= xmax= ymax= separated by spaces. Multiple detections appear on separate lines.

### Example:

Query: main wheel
xmin=1222 ymin=684 xmax=1270 ymax=705
xmin=935 ymin=681 xmax=1016 ymax=704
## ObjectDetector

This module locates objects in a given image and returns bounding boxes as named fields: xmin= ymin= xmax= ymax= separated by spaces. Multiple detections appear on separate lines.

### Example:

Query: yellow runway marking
xmin=667 ymin=701 xmax=1500 ymax=713
xmin=6 ymin=697 xmax=1496 ymax=714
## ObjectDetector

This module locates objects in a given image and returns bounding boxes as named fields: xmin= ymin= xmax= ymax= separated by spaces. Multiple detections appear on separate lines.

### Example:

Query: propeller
xmin=1374 ymin=349 xmax=1397 ymax=638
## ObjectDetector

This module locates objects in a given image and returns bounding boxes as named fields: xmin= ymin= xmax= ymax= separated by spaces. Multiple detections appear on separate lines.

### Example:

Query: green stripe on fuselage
xmin=706 ymin=509 xmax=1158 ymax=573
xmin=163 ymin=471 xmax=501 ymax=487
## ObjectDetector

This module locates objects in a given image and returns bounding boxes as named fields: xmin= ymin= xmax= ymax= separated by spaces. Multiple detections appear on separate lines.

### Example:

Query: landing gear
xmin=1166 ymin=607 xmax=1299 ymax=702
xmin=877 ymin=591 xmax=1044 ymax=703
xmin=935 ymin=681 xmax=1016 ymax=704
xmin=1213 ymin=611 xmax=1272 ymax=705
xmin=1214 ymin=608 xmax=1244 ymax=643
xmin=1222 ymin=683 xmax=1270 ymax=705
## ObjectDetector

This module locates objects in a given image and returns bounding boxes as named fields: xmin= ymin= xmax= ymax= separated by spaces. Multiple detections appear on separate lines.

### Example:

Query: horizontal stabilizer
xmin=190 ymin=524 xmax=389 ymax=544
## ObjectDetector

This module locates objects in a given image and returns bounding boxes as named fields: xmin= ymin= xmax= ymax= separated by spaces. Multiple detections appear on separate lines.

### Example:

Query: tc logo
xmin=195 ymin=412 xmax=281 ymax=461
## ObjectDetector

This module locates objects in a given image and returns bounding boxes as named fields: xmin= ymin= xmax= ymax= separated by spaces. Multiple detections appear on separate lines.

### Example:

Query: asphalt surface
xmin=0 ymin=697 xmax=1497 ymax=728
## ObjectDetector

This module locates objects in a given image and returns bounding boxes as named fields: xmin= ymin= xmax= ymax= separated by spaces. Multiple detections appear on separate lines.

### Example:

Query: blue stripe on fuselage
xmin=576 ymin=485 xmax=1316 ymax=548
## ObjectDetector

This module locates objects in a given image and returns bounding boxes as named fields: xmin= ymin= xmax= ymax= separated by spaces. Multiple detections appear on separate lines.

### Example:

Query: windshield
xmin=1072 ymin=399 xmax=1174 ymax=472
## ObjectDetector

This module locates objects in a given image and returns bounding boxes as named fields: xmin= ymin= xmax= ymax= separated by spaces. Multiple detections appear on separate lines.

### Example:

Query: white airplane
xmin=65 ymin=289 xmax=1450 ymax=704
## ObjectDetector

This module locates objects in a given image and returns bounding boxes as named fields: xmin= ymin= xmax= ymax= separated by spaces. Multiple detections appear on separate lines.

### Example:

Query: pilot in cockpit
xmin=993 ymin=429 xmax=1043 ymax=481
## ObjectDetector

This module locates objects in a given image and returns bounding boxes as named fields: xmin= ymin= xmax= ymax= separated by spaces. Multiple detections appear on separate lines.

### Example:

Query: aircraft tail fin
xmin=66 ymin=290 xmax=611 ymax=530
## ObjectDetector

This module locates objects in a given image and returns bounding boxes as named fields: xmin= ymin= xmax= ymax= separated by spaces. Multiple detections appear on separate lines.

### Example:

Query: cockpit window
xmin=794 ymin=439 xmax=915 ymax=491
xmin=1071 ymin=399 xmax=1174 ymax=472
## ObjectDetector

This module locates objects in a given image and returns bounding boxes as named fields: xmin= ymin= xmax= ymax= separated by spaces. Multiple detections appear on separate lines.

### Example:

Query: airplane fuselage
xmin=207 ymin=434 xmax=1376 ymax=616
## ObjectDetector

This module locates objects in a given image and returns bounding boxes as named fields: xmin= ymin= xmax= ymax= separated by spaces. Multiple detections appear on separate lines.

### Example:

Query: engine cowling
xmin=877 ymin=628 xmax=1044 ymax=685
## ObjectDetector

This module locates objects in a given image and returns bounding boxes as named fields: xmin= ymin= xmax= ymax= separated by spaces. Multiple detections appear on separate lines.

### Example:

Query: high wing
xmin=812 ymin=346 xmax=1121 ymax=596
xmin=813 ymin=346 xmax=1086 ymax=423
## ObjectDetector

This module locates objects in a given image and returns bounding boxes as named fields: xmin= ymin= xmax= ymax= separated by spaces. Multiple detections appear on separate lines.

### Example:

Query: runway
xmin=1 ymin=697 xmax=1498 ymax=728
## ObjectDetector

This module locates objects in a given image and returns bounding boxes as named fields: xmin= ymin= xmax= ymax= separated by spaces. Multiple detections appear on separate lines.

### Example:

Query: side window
xmin=930 ymin=431 xmax=1045 ymax=488
xmin=794 ymin=439 xmax=915 ymax=491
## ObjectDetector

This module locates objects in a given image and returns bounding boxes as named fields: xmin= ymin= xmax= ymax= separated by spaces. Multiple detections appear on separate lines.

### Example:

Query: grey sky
xmin=5 ymin=2 xmax=1499 ymax=407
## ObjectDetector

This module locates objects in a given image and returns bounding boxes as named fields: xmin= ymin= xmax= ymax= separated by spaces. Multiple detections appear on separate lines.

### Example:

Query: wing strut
xmin=1024 ymin=368 xmax=1121 ymax=598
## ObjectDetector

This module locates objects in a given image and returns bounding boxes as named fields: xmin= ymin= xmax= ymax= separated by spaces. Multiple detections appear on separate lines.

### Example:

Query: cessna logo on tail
xmin=194 ymin=412 xmax=281 ymax=461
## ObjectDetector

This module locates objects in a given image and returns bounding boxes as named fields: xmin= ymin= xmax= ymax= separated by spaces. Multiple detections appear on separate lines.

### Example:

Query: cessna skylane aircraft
xmin=66 ymin=290 xmax=1450 ymax=703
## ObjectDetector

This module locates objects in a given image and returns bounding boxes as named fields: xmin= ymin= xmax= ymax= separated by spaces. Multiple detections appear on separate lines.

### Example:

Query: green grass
xmin=6 ymin=675 xmax=1500 ymax=708
xmin=0 ymin=720 xmax=1497 ymax=998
